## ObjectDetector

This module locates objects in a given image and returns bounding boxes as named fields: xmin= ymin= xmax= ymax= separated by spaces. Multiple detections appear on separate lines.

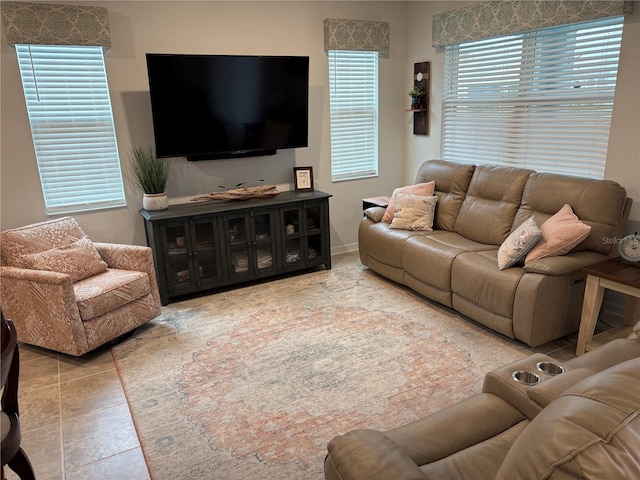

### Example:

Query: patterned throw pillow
xmin=21 ymin=235 xmax=108 ymax=282
xmin=525 ymin=204 xmax=591 ymax=264
xmin=389 ymin=194 xmax=438 ymax=231
xmin=497 ymin=217 xmax=541 ymax=270
xmin=382 ymin=181 xmax=436 ymax=223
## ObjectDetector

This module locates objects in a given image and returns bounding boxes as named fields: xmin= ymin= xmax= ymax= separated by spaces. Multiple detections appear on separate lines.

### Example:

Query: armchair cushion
xmin=74 ymin=269 xmax=151 ymax=321
xmin=20 ymin=236 xmax=107 ymax=282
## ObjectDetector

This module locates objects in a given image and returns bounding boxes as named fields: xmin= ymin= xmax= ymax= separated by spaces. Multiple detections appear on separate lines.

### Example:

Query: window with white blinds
xmin=16 ymin=44 xmax=126 ymax=215
xmin=328 ymin=50 xmax=379 ymax=181
xmin=442 ymin=16 xmax=624 ymax=179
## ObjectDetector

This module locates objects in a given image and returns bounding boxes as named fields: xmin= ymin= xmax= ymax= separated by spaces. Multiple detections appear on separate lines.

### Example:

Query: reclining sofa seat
xmin=324 ymin=326 xmax=640 ymax=480
xmin=359 ymin=160 xmax=631 ymax=347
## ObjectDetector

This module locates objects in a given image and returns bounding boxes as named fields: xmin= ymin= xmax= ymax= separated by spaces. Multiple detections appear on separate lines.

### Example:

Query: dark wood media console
xmin=141 ymin=190 xmax=332 ymax=305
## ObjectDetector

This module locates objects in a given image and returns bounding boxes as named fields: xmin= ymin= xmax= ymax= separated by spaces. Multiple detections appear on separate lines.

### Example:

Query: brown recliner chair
xmin=325 ymin=324 xmax=640 ymax=480
xmin=0 ymin=217 xmax=161 ymax=356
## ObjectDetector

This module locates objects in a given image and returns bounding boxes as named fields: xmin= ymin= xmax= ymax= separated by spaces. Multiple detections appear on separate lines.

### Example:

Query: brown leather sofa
xmin=359 ymin=160 xmax=631 ymax=347
xmin=325 ymin=325 xmax=640 ymax=480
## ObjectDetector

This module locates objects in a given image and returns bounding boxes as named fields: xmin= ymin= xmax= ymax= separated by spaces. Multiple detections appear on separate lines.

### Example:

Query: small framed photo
xmin=294 ymin=166 xmax=314 ymax=191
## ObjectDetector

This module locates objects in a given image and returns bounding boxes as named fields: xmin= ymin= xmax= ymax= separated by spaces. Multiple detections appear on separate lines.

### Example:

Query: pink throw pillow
xmin=382 ymin=181 xmax=436 ymax=223
xmin=524 ymin=204 xmax=591 ymax=263
xmin=21 ymin=235 xmax=108 ymax=282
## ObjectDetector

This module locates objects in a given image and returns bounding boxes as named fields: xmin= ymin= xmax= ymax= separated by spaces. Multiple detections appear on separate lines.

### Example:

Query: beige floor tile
xmin=18 ymin=353 xmax=59 ymax=395
xmin=65 ymin=448 xmax=150 ymax=480
xmin=58 ymin=348 xmax=116 ymax=383
xmin=15 ymin=420 xmax=62 ymax=480
xmin=60 ymin=369 xmax=127 ymax=420
xmin=20 ymin=383 xmax=61 ymax=431
xmin=63 ymin=403 xmax=140 ymax=471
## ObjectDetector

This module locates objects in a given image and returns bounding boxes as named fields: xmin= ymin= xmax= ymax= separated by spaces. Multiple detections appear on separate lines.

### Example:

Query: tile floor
xmin=3 ymin=265 xmax=626 ymax=480
xmin=5 ymin=345 xmax=149 ymax=480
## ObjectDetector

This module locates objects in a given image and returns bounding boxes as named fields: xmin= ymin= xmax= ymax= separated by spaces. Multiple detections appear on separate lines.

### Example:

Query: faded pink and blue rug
xmin=112 ymin=254 xmax=532 ymax=479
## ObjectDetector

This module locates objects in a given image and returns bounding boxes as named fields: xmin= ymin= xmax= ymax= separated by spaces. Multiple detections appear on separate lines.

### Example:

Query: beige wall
xmin=2 ymin=1 xmax=638 ymax=251
xmin=0 ymin=1 xmax=409 ymax=251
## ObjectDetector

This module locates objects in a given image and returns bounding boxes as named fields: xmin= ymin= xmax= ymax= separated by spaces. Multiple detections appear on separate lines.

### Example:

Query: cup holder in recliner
xmin=511 ymin=370 xmax=541 ymax=385
xmin=536 ymin=361 xmax=565 ymax=376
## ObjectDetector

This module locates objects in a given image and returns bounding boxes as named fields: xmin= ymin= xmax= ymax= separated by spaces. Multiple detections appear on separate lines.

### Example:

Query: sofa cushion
xmin=414 ymin=160 xmax=475 ymax=232
xmin=525 ymin=204 xmax=591 ymax=263
xmin=403 ymin=233 xmax=495 ymax=294
xmin=390 ymin=194 xmax=438 ymax=231
xmin=497 ymin=217 xmax=541 ymax=270
xmin=513 ymin=172 xmax=627 ymax=256
xmin=0 ymin=216 xmax=86 ymax=267
xmin=382 ymin=182 xmax=436 ymax=223
xmin=74 ymin=268 xmax=151 ymax=321
xmin=452 ymin=250 xmax=525 ymax=322
xmin=20 ymin=236 xmax=108 ymax=282
xmin=495 ymin=358 xmax=640 ymax=480
xmin=365 ymin=222 xmax=428 ymax=269
xmin=454 ymin=164 xmax=533 ymax=246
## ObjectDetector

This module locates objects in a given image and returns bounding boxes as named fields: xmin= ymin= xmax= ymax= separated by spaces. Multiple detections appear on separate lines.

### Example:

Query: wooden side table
xmin=362 ymin=196 xmax=390 ymax=210
xmin=575 ymin=258 xmax=640 ymax=356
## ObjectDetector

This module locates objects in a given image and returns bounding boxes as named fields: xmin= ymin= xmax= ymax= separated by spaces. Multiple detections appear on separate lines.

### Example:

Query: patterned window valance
xmin=324 ymin=18 xmax=389 ymax=53
xmin=1 ymin=1 xmax=110 ymax=47
xmin=433 ymin=0 xmax=634 ymax=48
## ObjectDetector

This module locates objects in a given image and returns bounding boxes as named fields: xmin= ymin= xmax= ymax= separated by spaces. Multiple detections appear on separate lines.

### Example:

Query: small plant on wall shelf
xmin=409 ymin=87 xmax=426 ymax=109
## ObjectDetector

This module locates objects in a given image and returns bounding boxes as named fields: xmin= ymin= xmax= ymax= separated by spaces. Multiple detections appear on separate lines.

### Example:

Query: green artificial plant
xmin=130 ymin=146 xmax=173 ymax=194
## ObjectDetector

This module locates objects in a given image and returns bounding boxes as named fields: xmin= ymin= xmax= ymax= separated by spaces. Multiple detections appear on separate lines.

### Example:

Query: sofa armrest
xmin=93 ymin=242 xmax=162 ymax=309
xmin=0 ymin=266 xmax=89 ymax=355
xmin=523 ymin=251 xmax=607 ymax=275
xmin=364 ymin=206 xmax=386 ymax=223
xmin=94 ymin=242 xmax=152 ymax=270
xmin=325 ymin=429 xmax=428 ymax=480
xmin=384 ymin=393 xmax=526 ymax=466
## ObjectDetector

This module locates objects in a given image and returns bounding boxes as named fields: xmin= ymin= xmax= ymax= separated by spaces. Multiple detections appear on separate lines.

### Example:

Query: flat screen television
xmin=146 ymin=53 xmax=309 ymax=160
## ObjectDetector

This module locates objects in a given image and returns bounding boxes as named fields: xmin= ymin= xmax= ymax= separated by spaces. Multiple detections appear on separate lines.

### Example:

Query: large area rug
xmin=111 ymin=254 xmax=534 ymax=479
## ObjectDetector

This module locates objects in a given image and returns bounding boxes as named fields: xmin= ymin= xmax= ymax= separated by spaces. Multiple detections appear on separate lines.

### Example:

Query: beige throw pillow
xmin=497 ymin=217 xmax=541 ymax=270
xmin=382 ymin=181 xmax=435 ymax=223
xmin=21 ymin=235 xmax=108 ymax=282
xmin=389 ymin=194 xmax=438 ymax=231
xmin=525 ymin=204 xmax=591 ymax=264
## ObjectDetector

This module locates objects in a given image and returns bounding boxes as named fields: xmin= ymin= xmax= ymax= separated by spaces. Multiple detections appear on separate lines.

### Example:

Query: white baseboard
xmin=331 ymin=243 xmax=359 ymax=256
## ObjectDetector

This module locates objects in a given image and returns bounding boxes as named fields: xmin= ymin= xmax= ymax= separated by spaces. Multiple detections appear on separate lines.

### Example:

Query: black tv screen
xmin=146 ymin=54 xmax=309 ymax=160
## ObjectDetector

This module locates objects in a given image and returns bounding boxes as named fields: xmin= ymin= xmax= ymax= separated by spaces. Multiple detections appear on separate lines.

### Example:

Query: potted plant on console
xmin=130 ymin=145 xmax=173 ymax=211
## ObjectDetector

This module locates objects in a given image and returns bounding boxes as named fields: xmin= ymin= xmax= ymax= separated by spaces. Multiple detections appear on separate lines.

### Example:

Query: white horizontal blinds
xmin=329 ymin=50 xmax=379 ymax=181
xmin=16 ymin=44 xmax=126 ymax=214
xmin=442 ymin=16 xmax=624 ymax=179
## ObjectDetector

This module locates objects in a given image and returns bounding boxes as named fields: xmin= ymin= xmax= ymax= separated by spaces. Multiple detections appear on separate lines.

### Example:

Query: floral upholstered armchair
xmin=0 ymin=217 xmax=161 ymax=356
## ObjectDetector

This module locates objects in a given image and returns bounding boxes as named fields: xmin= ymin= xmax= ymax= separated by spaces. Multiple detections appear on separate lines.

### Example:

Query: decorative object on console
xmin=190 ymin=184 xmax=279 ymax=202
xmin=294 ymin=166 xmax=314 ymax=191
xmin=130 ymin=145 xmax=173 ymax=211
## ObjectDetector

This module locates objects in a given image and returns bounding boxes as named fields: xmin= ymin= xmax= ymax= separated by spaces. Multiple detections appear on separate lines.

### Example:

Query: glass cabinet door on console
xmin=223 ymin=209 xmax=277 ymax=279
xmin=160 ymin=217 xmax=222 ymax=297
xmin=281 ymin=201 xmax=328 ymax=269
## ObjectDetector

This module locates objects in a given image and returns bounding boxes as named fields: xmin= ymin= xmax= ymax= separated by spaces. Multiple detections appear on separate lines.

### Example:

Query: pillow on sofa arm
xmin=497 ymin=217 xmax=541 ymax=270
xmin=389 ymin=194 xmax=438 ymax=231
xmin=382 ymin=181 xmax=435 ymax=223
xmin=525 ymin=204 xmax=591 ymax=264
xmin=20 ymin=235 xmax=108 ymax=282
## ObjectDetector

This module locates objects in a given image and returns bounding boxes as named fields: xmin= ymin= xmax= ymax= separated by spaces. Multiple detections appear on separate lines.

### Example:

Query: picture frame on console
xmin=294 ymin=167 xmax=314 ymax=191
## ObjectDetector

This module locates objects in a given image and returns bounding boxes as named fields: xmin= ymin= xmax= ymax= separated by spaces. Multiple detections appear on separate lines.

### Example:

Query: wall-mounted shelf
xmin=410 ymin=61 xmax=430 ymax=135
